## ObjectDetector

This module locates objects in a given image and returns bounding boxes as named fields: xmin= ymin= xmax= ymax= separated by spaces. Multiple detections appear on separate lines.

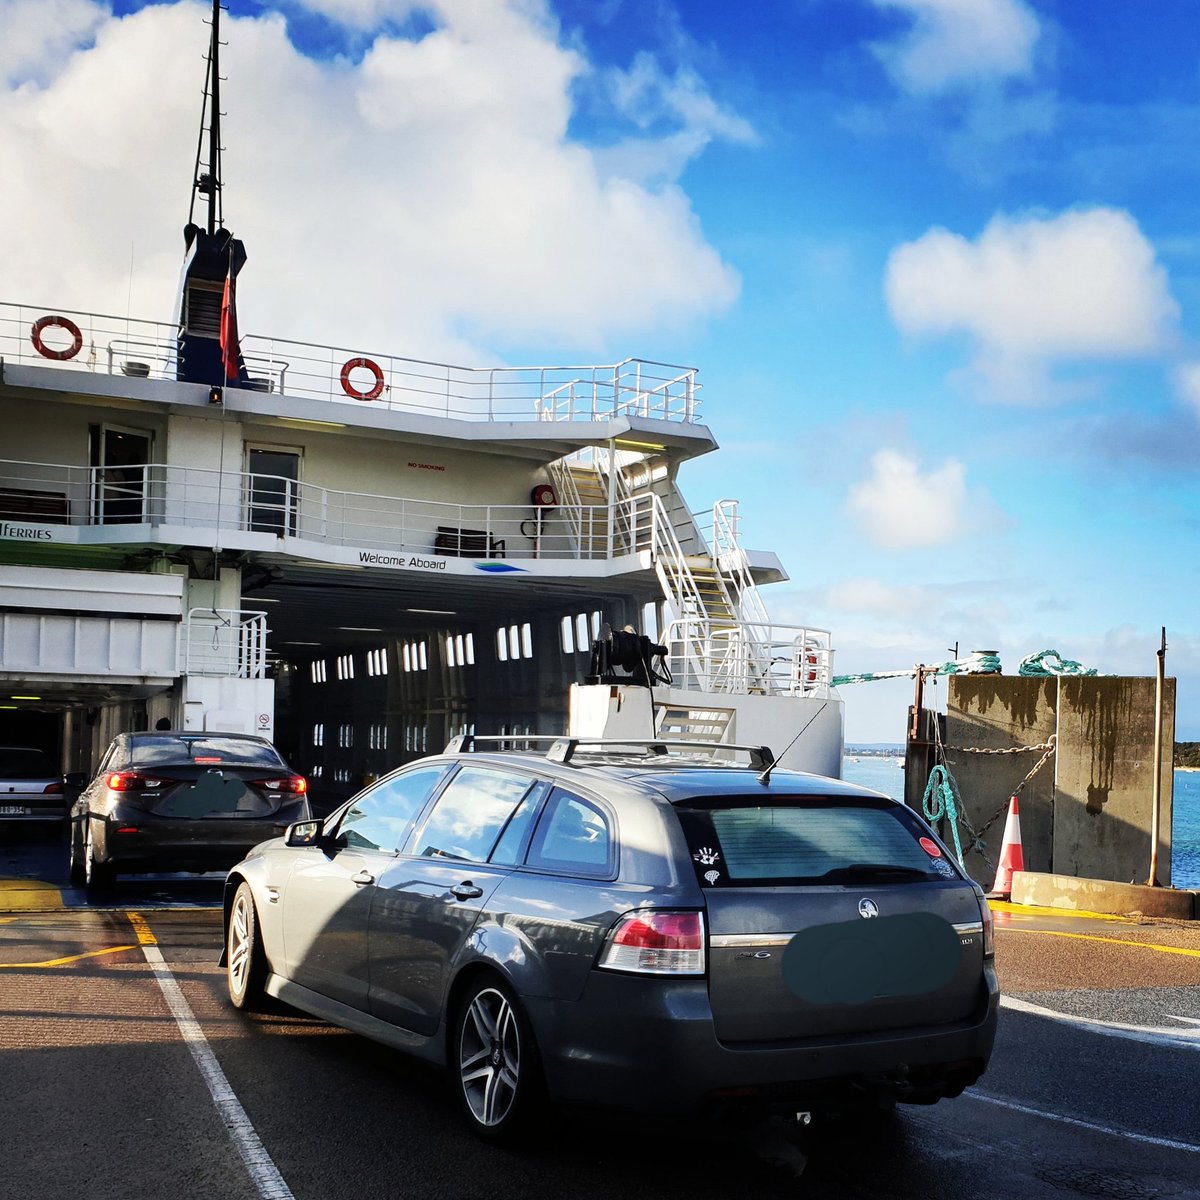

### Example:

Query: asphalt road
xmin=1 ymin=831 xmax=1199 ymax=1200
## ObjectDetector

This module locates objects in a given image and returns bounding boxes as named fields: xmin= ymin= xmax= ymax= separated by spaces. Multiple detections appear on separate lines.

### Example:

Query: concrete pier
xmin=942 ymin=675 xmax=1174 ymax=888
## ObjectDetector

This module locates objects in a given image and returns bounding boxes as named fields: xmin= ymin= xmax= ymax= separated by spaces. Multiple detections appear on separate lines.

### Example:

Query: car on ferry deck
xmin=220 ymin=737 xmax=999 ymax=1141
xmin=0 ymin=746 xmax=71 ymax=829
xmin=69 ymin=731 xmax=310 ymax=891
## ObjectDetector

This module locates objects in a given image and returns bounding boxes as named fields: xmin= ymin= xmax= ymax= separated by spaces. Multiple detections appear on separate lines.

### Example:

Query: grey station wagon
xmin=221 ymin=738 xmax=998 ymax=1140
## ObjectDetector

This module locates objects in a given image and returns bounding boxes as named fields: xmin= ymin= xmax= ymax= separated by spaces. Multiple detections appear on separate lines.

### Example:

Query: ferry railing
xmin=0 ymin=303 xmax=179 ymax=378
xmin=184 ymin=609 xmax=269 ymax=678
xmin=0 ymin=458 xmax=657 ymax=563
xmin=2 ymin=301 xmax=702 ymax=424
xmin=662 ymin=619 xmax=834 ymax=696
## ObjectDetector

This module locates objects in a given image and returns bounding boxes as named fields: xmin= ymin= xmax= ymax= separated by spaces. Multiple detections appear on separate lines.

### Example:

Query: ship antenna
xmin=188 ymin=0 xmax=225 ymax=236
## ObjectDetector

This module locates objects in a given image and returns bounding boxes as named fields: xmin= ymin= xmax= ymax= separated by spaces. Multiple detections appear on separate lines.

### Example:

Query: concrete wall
xmin=944 ymin=676 xmax=1174 ymax=887
xmin=1054 ymin=677 xmax=1174 ymax=884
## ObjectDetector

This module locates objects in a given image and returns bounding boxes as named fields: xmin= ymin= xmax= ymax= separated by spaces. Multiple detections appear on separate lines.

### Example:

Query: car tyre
xmin=84 ymin=822 xmax=115 ymax=894
xmin=67 ymin=819 xmax=86 ymax=887
xmin=452 ymin=976 xmax=543 ymax=1143
xmin=227 ymin=882 xmax=269 ymax=1011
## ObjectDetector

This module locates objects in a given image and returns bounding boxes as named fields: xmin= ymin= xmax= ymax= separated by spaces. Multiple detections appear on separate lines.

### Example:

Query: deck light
xmin=209 ymin=386 xmax=223 ymax=405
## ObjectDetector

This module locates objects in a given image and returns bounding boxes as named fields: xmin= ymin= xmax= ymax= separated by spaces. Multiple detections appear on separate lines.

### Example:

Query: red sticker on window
xmin=919 ymin=837 xmax=942 ymax=857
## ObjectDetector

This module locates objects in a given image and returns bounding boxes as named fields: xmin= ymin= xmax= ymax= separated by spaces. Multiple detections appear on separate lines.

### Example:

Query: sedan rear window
xmin=0 ymin=748 xmax=54 ymax=778
xmin=128 ymin=736 xmax=285 ymax=768
xmin=675 ymin=796 xmax=957 ymax=886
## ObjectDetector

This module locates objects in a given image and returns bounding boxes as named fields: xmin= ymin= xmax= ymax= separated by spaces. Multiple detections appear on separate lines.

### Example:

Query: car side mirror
xmin=65 ymin=772 xmax=88 ymax=788
xmin=285 ymin=819 xmax=323 ymax=847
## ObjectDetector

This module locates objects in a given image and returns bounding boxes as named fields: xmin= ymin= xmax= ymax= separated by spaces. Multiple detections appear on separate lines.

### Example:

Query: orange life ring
xmin=31 ymin=314 xmax=83 ymax=361
xmin=340 ymin=357 xmax=385 ymax=401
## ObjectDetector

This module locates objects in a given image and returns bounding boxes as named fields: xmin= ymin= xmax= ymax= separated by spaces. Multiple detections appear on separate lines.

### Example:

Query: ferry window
xmin=508 ymin=625 xmax=521 ymax=660
xmin=642 ymin=603 xmax=659 ymax=641
xmin=464 ymin=633 xmax=475 ymax=664
xmin=560 ymin=616 xmax=575 ymax=654
xmin=367 ymin=647 xmax=389 ymax=677
xmin=411 ymin=767 xmax=537 ymax=863
xmin=590 ymin=611 xmax=601 ymax=640
xmin=337 ymin=764 xmax=450 ymax=852
xmin=312 ymin=723 xmax=324 ymax=747
xmin=496 ymin=628 xmax=508 ymax=662
xmin=521 ymin=623 xmax=532 ymax=658
xmin=337 ymin=654 xmax=354 ymax=681
xmin=311 ymin=660 xmax=327 ymax=684
xmin=575 ymin=613 xmax=588 ymax=649
xmin=338 ymin=723 xmax=353 ymax=748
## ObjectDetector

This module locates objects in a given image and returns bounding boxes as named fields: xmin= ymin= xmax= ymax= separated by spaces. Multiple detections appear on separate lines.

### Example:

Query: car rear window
xmin=674 ymin=796 xmax=958 ymax=886
xmin=0 ymin=748 xmax=54 ymax=778
xmin=128 ymin=736 xmax=286 ymax=768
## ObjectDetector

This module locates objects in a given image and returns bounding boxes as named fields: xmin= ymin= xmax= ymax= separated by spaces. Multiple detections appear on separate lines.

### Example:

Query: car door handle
xmin=351 ymin=870 xmax=375 ymax=886
xmin=450 ymin=881 xmax=484 ymax=900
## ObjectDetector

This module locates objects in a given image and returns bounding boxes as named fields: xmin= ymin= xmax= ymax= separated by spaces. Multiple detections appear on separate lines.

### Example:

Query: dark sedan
xmin=221 ymin=737 xmax=998 ymax=1141
xmin=70 ymin=731 xmax=309 ymax=891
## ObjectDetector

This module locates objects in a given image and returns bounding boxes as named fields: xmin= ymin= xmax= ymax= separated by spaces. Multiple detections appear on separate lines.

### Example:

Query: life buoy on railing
xmin=31 ymin=314 xmax=84 ymax=361
xmin=340 ymin=357 xmax=385 ymax=401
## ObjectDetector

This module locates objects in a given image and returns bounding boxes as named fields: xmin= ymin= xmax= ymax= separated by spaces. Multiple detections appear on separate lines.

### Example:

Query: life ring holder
xmin=31 ymin=314 xmax=84 ymax=361
xmin=340 ymin=357 xmax=385 ymax=401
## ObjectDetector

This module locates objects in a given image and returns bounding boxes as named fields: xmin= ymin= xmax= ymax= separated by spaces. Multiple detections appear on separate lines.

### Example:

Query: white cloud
xmin=885 ymin=208 xmax=1179 ymax=401
xmin=845 ymin=449 xmax=1005 ymax=549
xmin=0 ymin=0 xmax=107 ymax=87
xmin=0 ymin=0 xmax=742 ymax=361
xmin=869 ymin=0 xmax=1040 ymax=94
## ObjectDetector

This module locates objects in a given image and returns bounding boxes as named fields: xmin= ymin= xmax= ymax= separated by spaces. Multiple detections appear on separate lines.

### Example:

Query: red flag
xmin=219 ymin=263 xmax=239 ymax=382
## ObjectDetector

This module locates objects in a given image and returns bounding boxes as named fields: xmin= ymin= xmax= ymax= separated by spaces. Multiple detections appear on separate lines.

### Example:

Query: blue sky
xmin=3 ymin=0 xmax=1198 ymax=742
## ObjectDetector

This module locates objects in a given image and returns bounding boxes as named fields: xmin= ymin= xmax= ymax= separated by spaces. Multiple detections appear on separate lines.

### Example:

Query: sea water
xmin=842 ymin=757 xmax=1200 ymax=890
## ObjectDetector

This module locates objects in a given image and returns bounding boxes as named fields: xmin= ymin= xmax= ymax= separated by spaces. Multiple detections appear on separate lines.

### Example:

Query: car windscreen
xmin=128 ymin=736 xmax=286 ymax=768
xmin=0 ymin=748 xmax=54 ymax=778
xmin=673 ymin=795 xmax=959 ymax=886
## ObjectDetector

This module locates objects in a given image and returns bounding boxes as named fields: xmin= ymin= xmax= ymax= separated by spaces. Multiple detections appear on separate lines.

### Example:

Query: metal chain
xmin=944 ymin=740 xmax=1055 ymax=755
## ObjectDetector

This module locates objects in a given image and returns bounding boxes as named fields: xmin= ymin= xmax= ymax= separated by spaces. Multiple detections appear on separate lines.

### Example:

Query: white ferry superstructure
xmin=0 ymin=5 xmax=842 ymax=801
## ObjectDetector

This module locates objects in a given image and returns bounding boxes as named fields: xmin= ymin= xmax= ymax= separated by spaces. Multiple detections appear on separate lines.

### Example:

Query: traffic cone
xmin=988 ymin=794 xmax=1025 ymax=899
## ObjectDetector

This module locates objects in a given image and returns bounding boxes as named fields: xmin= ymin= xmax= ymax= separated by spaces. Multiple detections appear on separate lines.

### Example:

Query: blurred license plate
xmin=0 ymin=806 xmax=31 ymax=815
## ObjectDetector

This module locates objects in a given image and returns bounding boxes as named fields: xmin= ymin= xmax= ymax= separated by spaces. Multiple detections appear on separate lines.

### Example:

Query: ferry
xmin=0 ymin=3 xmax=842 ymax=807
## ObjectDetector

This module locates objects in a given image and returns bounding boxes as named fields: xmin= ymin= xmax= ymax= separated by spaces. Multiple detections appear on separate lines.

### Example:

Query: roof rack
xmin=443 ymin=734 xmax=776 ymax=771
xmin=546 ymin=738 xmax=775 ymax=770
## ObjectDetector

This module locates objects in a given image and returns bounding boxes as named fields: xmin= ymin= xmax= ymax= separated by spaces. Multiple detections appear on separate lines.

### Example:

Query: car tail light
xmin=975 ymin=888 xmax=995 ymax=958
xmin=254 ymin=775 xmax=308 ymax=795
xmin=105 ymin=771 xmax=170 ymax=791
xmin=598 ymin=910 xmax=705 ymax=976
xmin=42 ymin=782 xmax=63 ymax=795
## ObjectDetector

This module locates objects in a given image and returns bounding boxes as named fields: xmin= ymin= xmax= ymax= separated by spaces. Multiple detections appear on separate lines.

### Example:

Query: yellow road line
xmin=999 ymin=927 xmax=1200 ymax=958
xmin=0 ymin=944 xmax=138 ymax=968
xmin=127 ymin=911 xmax=157 ymax=945
xmin=988 ymin=900 xmax=1132 ymax=922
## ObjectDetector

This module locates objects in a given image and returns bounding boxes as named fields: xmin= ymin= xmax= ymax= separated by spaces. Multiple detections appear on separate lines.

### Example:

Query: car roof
xmin=430 ymin=749 xmax=892 ymax=806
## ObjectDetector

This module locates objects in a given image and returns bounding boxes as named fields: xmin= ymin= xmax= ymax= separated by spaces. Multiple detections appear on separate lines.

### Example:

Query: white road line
xmin=968 ymin=1093 xmax=1200 ymax=1155
xmin=1001 ymin=995 xmax=1200 ymax=1050
xmin=136 ymin=933 xmax=295 ymax=1200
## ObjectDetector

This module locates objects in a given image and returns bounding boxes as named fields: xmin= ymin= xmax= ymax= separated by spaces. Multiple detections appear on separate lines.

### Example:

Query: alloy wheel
xmin=228 ymin=891 xmax=253 ymax=999
xmin=458 ymin=986 xmax=522 ymax=1129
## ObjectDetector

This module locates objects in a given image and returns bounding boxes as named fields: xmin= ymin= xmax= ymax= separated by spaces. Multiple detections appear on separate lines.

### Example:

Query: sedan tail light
xmin=598 ymin=910 xmax=706 ymax=976
xmin=105 ymin=771 xmax=171 ymax=791
xmin=42 ymin=782 xmax=63 ymax=795
xmin=973 ymin=885 xmax=995 ymax=958
xmin=254 ymin=775 xmax=308 ymax=795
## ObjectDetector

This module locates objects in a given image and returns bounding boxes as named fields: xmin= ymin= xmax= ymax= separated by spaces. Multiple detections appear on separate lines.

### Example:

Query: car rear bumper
xmin=92 ymin=809 xmax=309 ymax=874
xmin=528 ymin=963 xmax=999 ymax=1115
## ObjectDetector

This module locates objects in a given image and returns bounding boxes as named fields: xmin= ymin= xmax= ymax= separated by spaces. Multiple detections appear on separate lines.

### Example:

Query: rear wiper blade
xmin=821 ymin=863 xmax=930 ymax=882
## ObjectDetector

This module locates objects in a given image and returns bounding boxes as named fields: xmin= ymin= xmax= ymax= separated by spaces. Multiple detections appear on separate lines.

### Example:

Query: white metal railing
xmin=184 ymin=609 xmax=268 ymax=678
xmin=662 ymin=619 xmax=834 ymax=696
xmin=0 ymin=458 xmax=658 ymax=563
xmin=1 ymin=301 xmax=701 ymax=424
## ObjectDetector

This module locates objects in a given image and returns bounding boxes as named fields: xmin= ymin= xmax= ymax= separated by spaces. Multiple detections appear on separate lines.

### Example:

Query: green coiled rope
xmin=922 ymin=764 xmax=966 ymax=867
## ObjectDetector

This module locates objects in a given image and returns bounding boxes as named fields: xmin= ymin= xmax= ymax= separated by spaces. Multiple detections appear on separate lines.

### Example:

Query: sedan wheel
xmin=227 ymin=882 xmax=268 ymax=1010
xmin=453 ymin=980 xmax=540 ymax=1142
xmin=67 ymin=821 xmax=86 ymax=887
xmin=84 ymin=824 xmax=114 ymax=893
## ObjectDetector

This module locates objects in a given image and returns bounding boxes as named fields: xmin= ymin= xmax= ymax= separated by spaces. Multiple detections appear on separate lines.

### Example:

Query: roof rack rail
xmin=545 ymin=738 xmax=775 ymax=771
